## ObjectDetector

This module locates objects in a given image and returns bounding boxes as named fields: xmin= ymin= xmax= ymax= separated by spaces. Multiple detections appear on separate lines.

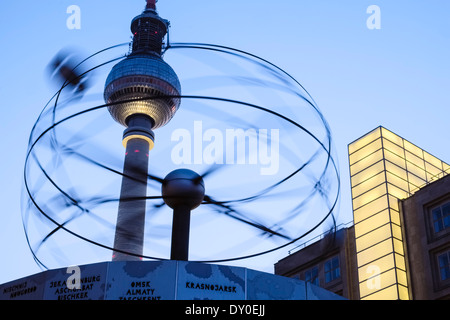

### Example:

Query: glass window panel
xmin=384 ymin=149 xmax=406 ymax=170
xmin=426 ymin=172 xmax=442 ymax=184
xmin=407 ymin=173 xmax=426 ymax=191
xmin=425 ymin=161 xmax=443 ymax=178
xmin=386 ymin=173 xmax=409 ymax=193
xmin=355 ymin=209 xmax=390 ymax=238
xmin=357 ymin=232 xmax=393 ymax=260
xmin=395 ymin=253 xmax=406 ymax=271
xmin=359 ymin=269 xmax=397 ymax=299
xmin=432 ymin=204 xmax=450 ymax=233
xmin=438 ymin=252 xmax=449 ymax=267
xmin=324 ymin=256 xmax=340 ymax=283
xmin=356 ymin=224 xmax=391 ymax=252
xmin=391 ymin=224 xmax=403 ymax=241
xmin=304 ymin=266 xmax=319 ymax=285
xmin=349 ymin=138 xmax=382 ymax=165
xmin=406 ymin=166 xmax=427 ymax=187
xmin=443 ymin=204 xmax=450 ymax=229
xmin=353 ymin=184 xmax=387 ymax=210
xmin=353 ymin=195 xmax=388 ymax=224
xmin=406 ymin=164 xmax=427 ymax=181
xmin=351 ymin=160 xmax=384 ymax=187
xmin=444 ymin=163 xmax=450 ymax=173
xmin=359 ymin=281 xmax=377 ymax=299
xmin=331 ymin=257 xmax=339 ymax=268
xmin=398 ymin=284 xmax=409 ymax=300
xmin=390 ymin=209 xmax=400 ymax=225
xmin=358 ymin=254 xmax=395 ymax=282
xmin=382 ymin=138 xmax=404 ymax=159
xmin=388 ymin=195 xmax=400 ymax=211
xmin=438 ymin=251 xmax=450 ymax=281
xmin=381 ymin=127 xmax=403 ymax=146
xmin=349 ymin=128 xmax=381 ymax=155
xmin=409 ymin=184 xmax=421 ymax=194
xmin=434 ymin=220 xmax=444 ymax=233
xmin=404 ymin=140 xmax=423 ymax=158
xmin=361 ymin=284 xmax=398 ymax=300
xmin=387 ymin=183 xmax=409 ymax=200
xmin=350 ymin=149 xmax=384 ymax=177
xmin=352 ymin=172 xmax=386 ymax=199
xmin=375 ymin=268 xmax=397 ymax=288
xmin=385 ymin=160 xmax=408 ymax=180
xmin=393 ymin=238 xmax=404 ymax=255
xmin=396 ymin=269 xmax=408 ymax=287
xmin=405 ymin=151 xmax=426 ymax=171
xmin=432 ymin=207 xmax=442 ymax=219
xmin=429 ymin=172 xmax=445 ymax=183
xmin=432 ymin=207 xmax=443 ymax=233
xmin=324 ymin=260 xmax=330 ymax=272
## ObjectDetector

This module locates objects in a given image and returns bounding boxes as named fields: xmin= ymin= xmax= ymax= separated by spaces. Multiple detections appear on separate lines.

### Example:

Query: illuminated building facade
xmin=275 ymin=126 xmax=450 ymax=300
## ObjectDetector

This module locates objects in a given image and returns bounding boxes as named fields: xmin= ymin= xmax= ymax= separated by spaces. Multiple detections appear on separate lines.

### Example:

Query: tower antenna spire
xmin=146 ymin=0 xmax=156 ymax=10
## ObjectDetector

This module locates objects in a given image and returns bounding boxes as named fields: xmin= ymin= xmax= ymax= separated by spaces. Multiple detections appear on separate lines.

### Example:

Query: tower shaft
xmin=112 ymin=114 xmax=154 ymax=261
xmin=112 ymin=137 xmax=150 ymax=261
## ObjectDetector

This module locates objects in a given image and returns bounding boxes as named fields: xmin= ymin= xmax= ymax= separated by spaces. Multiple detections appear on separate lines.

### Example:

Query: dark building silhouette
xmin=275 ymin=225 xmax=359 ymax=299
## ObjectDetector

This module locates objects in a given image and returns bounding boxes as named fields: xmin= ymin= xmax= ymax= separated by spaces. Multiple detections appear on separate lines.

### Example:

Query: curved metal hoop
xmin=23 ymin=42 xmax=340 ymax=268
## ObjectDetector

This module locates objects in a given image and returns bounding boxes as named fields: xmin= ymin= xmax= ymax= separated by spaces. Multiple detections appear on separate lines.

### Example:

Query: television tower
xmin=104 ymin=0 xmax=181 ymax=261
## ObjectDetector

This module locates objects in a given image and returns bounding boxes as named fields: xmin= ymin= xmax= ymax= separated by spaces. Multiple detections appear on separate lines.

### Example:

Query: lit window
xmin=432 ymin=202 xmax=450 ymax=233
xmin=305 ymin=266 xmax=319 ymax=286
xmin=438 ymin=251 xmax=450 ymax=281
xmin=325 ymin=256 xmax=340 ymax=283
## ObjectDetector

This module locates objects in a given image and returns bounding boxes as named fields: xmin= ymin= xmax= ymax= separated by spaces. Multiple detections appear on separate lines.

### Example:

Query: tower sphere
xmin=104 ymin=53 xmax=181 ymax=129
xmin=104 ymin=3 xmax=181 ymax=129
xmin=162 ymin=169 xmax=205 ymax=210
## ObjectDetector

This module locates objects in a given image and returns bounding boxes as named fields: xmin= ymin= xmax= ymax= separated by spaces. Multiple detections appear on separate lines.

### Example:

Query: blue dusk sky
xmin=0 ymin=0 xmax=449 ymax=284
